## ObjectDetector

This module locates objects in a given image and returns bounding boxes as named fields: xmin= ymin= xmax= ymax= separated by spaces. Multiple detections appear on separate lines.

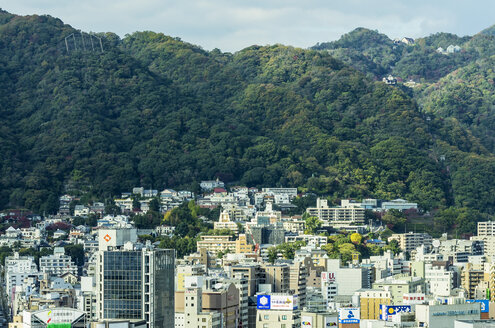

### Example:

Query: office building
xmin=96 ymin=242 xmax=175 ymax=328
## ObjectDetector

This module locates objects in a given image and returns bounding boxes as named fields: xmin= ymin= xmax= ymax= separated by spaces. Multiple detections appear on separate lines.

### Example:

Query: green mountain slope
xmin=1 ymin=11 xmax=495 ymax=220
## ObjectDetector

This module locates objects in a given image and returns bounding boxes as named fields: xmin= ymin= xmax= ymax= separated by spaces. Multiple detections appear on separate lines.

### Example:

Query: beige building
xmin=462 ymin=264 xmax=485 ymax=299
xmin=175 ymin=287 xmax=222 ymax=328
xmin=358 ymin=290 xmax=392 ymax=320
xmin=176 ymin=264 xmax=207 ymax=292
xmin=306 ymin=199 xmax=365 ymax=227
xmin=472 ymin=235 xmax=495 ymax=258
xmin=260 ymin=264 xmax=290 ymax=293
xmin=478 ymin=221 xmax=495 ymax=236
xmin=197 ymin=234 xmax=252 ymax=255
xmin=175 ymin=283 xmax=240 ymax=328
xmin=372 ymin=274 xmax=425 ymax=304
xmin=231 ymin=265 xmax=261 ymax=297
xmin=8 ymin=315 xmax=22 ymax=328
xmin=289 ymin=261 xmax=307 ymax=308
xmin=214 ymin=211 xmax=239 ymax=234
xmin=388 ymin=232 xmax=432 ymax=253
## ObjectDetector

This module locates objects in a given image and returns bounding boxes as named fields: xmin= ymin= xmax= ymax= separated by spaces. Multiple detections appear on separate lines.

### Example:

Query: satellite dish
xmin=432 ymin=240 xmax=440 ymax=248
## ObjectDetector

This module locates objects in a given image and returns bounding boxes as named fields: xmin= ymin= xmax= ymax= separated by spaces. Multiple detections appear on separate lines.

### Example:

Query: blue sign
xmin=339 ymin=308 xmax=360 ymax=324
xmin=257 ymin=295 xmax=271 ymax=310
xmin=380 ymin=305 xmax=412 ymax=321
xmin=466 ymin=300 xmax=489 ymax=313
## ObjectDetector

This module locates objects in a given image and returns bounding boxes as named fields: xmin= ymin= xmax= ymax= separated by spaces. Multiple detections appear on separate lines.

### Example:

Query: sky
xmin=2 ymin=1 xmax=495 ymax=52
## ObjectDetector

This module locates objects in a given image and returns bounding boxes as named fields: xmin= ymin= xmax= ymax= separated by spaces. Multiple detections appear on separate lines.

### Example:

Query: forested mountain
xmin=2 ymin=9 xmax=495 ymax=222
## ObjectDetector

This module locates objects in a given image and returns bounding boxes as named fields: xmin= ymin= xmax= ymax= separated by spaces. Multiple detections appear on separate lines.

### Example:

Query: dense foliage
xmin=2 ymin=11 xmax=495 ymax=234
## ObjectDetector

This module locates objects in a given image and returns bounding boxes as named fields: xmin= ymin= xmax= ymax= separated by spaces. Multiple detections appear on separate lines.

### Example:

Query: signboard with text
xmin=256 ymin=295 xmax=298 ymax=310
xmin=321 ymin=272 xmax=336 ymax=284
xmin=338 ymin=308 xmax=360 ymax=324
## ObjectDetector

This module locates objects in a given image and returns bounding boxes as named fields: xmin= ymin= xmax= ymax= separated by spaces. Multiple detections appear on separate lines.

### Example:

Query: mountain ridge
xmin=0 ymin=10 xmax=495 ymax=225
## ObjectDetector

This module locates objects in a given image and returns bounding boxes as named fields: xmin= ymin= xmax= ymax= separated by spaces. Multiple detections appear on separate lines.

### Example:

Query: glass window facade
xmin=152 ymin=249 xmax=175 ymax=328
xmin=103 ymin=251 xmax=143 ymax=319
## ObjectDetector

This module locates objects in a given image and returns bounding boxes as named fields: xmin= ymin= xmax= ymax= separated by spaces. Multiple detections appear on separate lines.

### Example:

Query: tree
xmin=304 ymin=216 xmax=322 ymax=234
xmin=132 ymin=197 xmax=141 ymax=211
xmin=381 ymin=209 xmax=407 ymax=230
xmin=384 ymin=239 xmax=401 ymax=255
xmin=350 ymin=233 xmax=363 ymax=244
xmin=267 ymin=247 xmax=277 ymax=264
xmin=149 ymin=197 xmax=161 ymax=212
xmin=64 ymin=244 xmax=85 ymax=266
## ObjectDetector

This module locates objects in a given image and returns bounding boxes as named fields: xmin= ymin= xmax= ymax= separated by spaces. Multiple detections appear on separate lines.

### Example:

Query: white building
xmin=39 ymin=247 xmax=78 ymax=276
xmin=5 ymin=253 xmax=39 ymax=302
xmin=416 ymin=302 xmax=480 ymax=328
xmin=425 ymin=263 xmax=454 ymax=297
xmin=306 ymin=199 xmax=365 ymax=227
xmin=200 ymin=178 xmax=225 ymax=191
xmin=381 ymin=199 xmax=418 ymax=211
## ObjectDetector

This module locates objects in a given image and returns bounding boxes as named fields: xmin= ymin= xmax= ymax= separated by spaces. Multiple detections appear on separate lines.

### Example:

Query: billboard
xmin=321 ymin=272 xmax=336 ymax=284
xmin=257 ymin=295 xmax=271 ymax=310
xmin=302 ymin=316 xmax=313 ymax=327
xmin=466 ymin=300 xmax=489 ymax=313
xmin=256 ymin=295 xmax=298 ymax=310
xmin=338 ymin=308 xmax=360 ymax=324
xmin=379 ymin=305 xmax=412 ymax=321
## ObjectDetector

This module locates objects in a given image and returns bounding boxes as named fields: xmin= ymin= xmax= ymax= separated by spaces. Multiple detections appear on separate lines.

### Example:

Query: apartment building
xmin=306 ymin=199 xmax=365 ymax=227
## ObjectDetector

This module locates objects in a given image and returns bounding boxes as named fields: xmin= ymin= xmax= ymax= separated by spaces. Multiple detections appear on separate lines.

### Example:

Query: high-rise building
xmin=96 ymin=242 xmax=175 ymax=328
xmin=5 ymin=252 xmax=38 ymax=304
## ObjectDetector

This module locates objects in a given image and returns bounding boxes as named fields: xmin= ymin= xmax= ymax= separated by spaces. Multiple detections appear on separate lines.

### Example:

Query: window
xmin=264 ymin=315 xmax=269 ymax=320
xmin=263 ymin=325 xmax=269 ymax=328
xmin=282 ymin=315 xmax=287 ymax=320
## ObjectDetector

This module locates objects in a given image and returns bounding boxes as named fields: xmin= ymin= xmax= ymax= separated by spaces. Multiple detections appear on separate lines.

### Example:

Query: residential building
xmin=259 ymin=264 xmax=290 ymax=293
xmin=306 ymin=199 xmax=365 ymax=227
xmin=462 ymin=264 xmax=485 ymax=299
xmin=5 ymin=253 xmax=39 ymax=303
xmin=478 ymin=221 xmax=495 ymax=236
xmin=39 ymin=247 xmax=78 ymax=276
xmin=389 ymin=232 xmax=432 ymax=253
xmin=214 ymin=211 xmax=239 ymax=234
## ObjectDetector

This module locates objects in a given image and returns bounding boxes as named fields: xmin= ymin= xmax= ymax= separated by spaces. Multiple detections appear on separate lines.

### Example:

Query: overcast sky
xmin=2 ymin=1 xmax=494 ymax=52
